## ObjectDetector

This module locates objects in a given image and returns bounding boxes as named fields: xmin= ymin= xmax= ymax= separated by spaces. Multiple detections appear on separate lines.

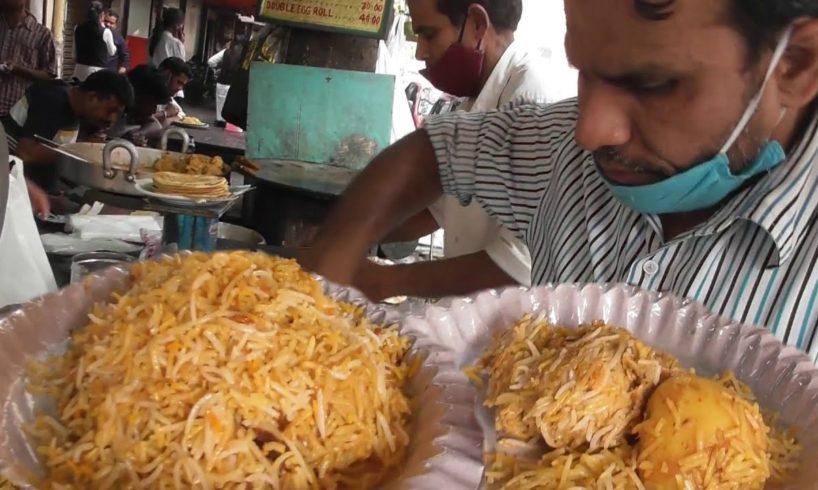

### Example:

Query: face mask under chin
xmin=599 ymin=27 xmax=794 ymax=215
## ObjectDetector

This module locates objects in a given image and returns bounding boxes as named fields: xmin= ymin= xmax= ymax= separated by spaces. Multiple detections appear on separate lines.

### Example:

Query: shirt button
xmin=643 ymin=260 xmax=659 ymax=276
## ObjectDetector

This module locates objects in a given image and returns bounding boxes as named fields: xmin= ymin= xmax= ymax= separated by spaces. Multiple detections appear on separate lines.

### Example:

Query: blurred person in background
xmin=0 ymin=0 xmax=57 ymax=116
xmin=150 ymin=8 xmax=186 ymax=67
xmin=350 ymin=0 xmax=549 ymax=300
xmin=106 ymin=65 xmax=171 ymax=146
xmin=154 ymin=56 xmax=191 ymax=128
xmin=104 ymin=9 xmax=130 ymax=75
xmin=208 ymin=35 xmax=243 ymax=126
xmin=73 ymin=1 xmax=117 ymax=82
xmin=1 ymin=70 xmax=133 ymax=192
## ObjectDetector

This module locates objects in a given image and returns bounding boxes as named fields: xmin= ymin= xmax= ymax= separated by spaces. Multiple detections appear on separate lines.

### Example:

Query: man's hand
xmin=4 ymin=63 xmax=53 ymax=81
xmin=350 ymin=259 xmax=390 ymax=302
xmin=25 ymin=180 xmax=50 ymax=217
xmin=304 ymin=130 xmax=442 ymax=285
xmin=84 ymin=131 xmax=108 ymax=144
xmin=127 ymin=131 xmax=148 ymax=147
xmin=0 ymin=62 xmax=11 ymax=75
xmin=118 ymin=67 xmax=127 ymax=75
xmin=164 ymin=104 xmax=181 ymax=119
xmin=348 ymin=252 xmax=520 ymax=302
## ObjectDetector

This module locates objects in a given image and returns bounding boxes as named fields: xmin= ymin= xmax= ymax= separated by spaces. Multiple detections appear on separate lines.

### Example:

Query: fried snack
xmin=153 ymin=171 xmax=231 ymax=199
xmin=153 ymin=154 xmax=225 ymax=176
xmin=153 ymin=154 xmax=187 ymax=173
xmin=181 ymin=116 xmax=204 ymax=126
xmin=26 ymin=252 xmax=414 ymax=489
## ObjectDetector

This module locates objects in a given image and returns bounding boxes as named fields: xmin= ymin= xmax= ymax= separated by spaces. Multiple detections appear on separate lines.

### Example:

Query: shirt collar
xmin=463 ymin=41 xmax=523 ymax=112
xmin=689 ymin=110 xmax=818 ymax=267
xmin=2 ymin=10 xmax=36 ymax=30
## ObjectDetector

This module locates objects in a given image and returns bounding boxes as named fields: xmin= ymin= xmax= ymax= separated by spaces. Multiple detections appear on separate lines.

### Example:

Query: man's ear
xmin=777 ymin=19 xmax=818 ymax=109
xmin=466 ymin=3 xmax=491 ymax=42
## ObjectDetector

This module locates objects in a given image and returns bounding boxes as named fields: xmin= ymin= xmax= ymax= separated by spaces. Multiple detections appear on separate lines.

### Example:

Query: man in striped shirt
xmin=307 ymin=0 xmax=818 ymax=362
xmin=0 ymin=0 xmax=57 ymax=116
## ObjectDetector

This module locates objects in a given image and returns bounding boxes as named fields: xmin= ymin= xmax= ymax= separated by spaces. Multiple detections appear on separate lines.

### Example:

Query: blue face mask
xmin=602 ymin=27 xmax=793 ymax=215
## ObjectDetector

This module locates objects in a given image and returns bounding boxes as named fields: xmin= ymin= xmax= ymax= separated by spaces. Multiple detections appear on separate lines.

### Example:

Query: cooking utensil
xmin=216 ymin=223 xmax=265 ymax=245
xmin=56 ymin=141 xmax=187 ymax=197
xmin=34 ymin=135 xmax=92 ymax=164
xmin=160 ymin=127 xmax=190 ymax=154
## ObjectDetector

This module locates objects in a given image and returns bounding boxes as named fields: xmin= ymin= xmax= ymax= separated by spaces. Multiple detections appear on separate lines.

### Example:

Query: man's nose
xmin=414 ymin=40 xmax=428 ymax=62
xmin=574 ymin=77 xmax=632 ymax=152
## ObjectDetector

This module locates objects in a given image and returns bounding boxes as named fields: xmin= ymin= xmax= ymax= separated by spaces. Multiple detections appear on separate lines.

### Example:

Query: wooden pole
xmin=51 ymin=0 xmax=66 ymax=78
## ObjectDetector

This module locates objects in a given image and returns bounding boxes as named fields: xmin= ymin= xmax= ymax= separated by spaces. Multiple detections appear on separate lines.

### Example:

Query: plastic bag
xmin=0 ymin=160 xmax=57 ymax=308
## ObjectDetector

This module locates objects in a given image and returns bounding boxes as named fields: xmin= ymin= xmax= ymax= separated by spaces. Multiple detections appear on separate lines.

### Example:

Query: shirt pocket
xmin=11 ymin=44 xmax=39 ymax=69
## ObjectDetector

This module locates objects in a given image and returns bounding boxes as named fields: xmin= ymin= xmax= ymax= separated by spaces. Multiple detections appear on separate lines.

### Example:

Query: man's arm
xmin=117 ymin=36 xmax=130 ymax=73
xmin=353 ymin=252 xmax=518 ymax=301
xmin=8 ymin=64 xmax=53 ymax=82
xmin=381 ymin=209 xmax=440 ymax=243
xmin=103 ymin=29 xmax=117 ymax=56
xmin=304 ymin=130 xmax=443 ymax=284
xmin=307 ymin=100 xmax=575 ymax=285
xmin=14 ymin=138 xmax=58 ymax=165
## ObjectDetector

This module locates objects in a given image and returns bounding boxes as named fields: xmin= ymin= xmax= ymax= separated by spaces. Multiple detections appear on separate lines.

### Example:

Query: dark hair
xmin=634 ymin=0 xmax=818 ymax=62
xmin=106 ymin=9 xmax=120 ymax=21
xmin=85 ymin=1 xmax=105 ymax=34
xmin=435 ymin=0 xmax=522 ymax=32
xmin=149 ymin=8 xmax=185 ymax=56
xmin=159 ymin=56 xmax=193 ymax=79
xmin=128 ymin=65 xmax=171 ymax=105
xmin=88 ymin=1 xmax=104 ymax=19
xmin=79 ymin=70 xmax=135 ymax=108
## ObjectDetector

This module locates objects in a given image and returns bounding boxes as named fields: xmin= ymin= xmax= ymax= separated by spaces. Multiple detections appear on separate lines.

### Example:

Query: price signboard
xmin=258 ymin=0 xmax=394 ymax=39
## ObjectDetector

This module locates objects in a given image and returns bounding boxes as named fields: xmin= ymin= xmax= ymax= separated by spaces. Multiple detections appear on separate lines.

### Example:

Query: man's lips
xmin=597 ymin=163 xmax=664 ymax=186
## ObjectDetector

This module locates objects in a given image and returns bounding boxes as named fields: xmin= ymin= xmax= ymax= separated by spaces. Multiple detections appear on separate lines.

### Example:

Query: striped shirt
xmin=425 ymin=98 xmax=818 ymax=363
xmin=0 ymin=11 xmax=57 ymax=115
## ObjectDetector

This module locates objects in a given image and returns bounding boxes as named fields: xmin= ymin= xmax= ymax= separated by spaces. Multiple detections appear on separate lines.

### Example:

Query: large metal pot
xmin=57 ymin=129 xmax=191 ymax=196
xmin=216 ymin=223 xmax=265 ymax=245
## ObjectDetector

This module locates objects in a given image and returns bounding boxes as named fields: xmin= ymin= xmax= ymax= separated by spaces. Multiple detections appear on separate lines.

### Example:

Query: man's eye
xmin=630 ymin=79 xmax=677 ymax=95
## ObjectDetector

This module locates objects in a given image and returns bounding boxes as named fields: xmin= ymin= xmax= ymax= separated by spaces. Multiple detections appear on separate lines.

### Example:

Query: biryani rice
xmin=471 ymin=316 xmax=803 ymax=490
xmin=24 ymin=252 xmax=415 ymax=489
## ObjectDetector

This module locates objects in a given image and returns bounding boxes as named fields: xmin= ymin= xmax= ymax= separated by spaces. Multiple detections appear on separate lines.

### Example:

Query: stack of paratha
xmin=153 ymin=172 xmax=231 ymax=199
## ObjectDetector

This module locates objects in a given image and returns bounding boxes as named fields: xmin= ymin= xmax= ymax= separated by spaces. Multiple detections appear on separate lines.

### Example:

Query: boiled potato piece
xmin=635 ymin=375 xmax=770 ymax=489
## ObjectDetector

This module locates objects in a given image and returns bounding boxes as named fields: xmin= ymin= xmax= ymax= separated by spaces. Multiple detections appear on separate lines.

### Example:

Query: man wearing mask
xmin=354 ymin=0 xmax=549 ymax=301
xmin=307 ymin=0 xmax=818 ymax=362
xmin=0 ymin=0 xmax=57 ymax=116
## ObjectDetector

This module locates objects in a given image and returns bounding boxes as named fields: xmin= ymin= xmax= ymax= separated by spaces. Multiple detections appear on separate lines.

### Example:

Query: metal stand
xmin=148 ymin=201 xmax=239 ymax=252
xmin=76 ymin=188 xmax=241 ymax=252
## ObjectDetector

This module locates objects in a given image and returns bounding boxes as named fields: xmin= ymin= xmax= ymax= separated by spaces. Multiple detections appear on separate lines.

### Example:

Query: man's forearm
xmin=15 ymin=138 xmax=58 ymax=165
xmin=360 ymin=252 xmax=519 ymax=301
xmin=382 ymin=209 xmax=440 ymax=243
xmin=305 ymin=130 xmax=443 ymax=284
xmin=13 ymin=66 xmax=54 ymax=81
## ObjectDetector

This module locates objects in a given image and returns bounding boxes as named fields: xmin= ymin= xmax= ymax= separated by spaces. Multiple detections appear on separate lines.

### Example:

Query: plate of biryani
xmin=0 ymin=252 xmax=477 ymax=489
xmin=402 ymin=284 xmax=818 ymax=490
